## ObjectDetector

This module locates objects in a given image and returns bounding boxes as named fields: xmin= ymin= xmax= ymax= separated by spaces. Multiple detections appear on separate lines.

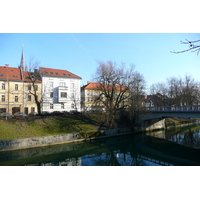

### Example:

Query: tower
xmin=19 ymin=46 xmax=27 ymax=72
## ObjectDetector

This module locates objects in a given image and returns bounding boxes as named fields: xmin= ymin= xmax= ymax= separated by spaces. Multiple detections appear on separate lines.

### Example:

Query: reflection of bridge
xmin=131 ymin=134 xmax=200 ymax=166
xmin=136 ymin=154 xmax=172 ymax=166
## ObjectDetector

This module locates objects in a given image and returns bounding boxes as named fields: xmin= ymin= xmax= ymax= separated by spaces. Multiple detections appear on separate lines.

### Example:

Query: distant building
xmin=0 ymin=49 xmax=42 ymax=114
xmin=0 ymin=47 xmax=82 ymax=114
xmin=39 ymin=67 xmax=82 ymax=112
xmin=81 ymin=81 xmax=130 ymax=112
xmin=81 ymin=81 xmax=103 ymax=111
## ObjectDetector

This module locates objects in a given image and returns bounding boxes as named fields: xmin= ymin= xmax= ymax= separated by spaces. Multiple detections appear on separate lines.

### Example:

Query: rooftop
xmin=40 ymin=67 xmax=82 ymax=79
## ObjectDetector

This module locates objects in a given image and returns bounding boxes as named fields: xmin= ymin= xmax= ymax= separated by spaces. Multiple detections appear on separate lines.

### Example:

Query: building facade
xmin=40 ymin=67 xmax=82 ymax=112
xmin=0 ymin=64 xmax=42 ymax=114
xmin=81 ymin=81 xmax=107 ymax=111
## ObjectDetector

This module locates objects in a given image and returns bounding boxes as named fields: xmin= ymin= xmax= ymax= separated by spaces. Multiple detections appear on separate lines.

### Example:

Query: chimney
xmin=87 ymin=81 xmax=91 ymax=84
xmin=5 ymin=64 xmax=9 ymax=67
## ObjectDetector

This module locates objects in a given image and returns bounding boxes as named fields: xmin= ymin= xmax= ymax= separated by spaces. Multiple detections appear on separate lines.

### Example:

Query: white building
xmin=39 ymin=67 xmax=82 ymax=112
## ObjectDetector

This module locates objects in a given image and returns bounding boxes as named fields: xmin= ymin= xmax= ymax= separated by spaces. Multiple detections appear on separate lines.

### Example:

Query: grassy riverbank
xmin=0 ymin=115 xmax=100 ymax=140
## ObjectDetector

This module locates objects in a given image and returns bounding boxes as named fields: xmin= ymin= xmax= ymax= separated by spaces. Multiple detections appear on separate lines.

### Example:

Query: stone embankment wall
xmin=0 ymin=128 xmax=131 ymax=152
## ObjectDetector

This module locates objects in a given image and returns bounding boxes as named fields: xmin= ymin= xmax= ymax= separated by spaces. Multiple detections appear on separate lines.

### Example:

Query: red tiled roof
xmin=40 ymin=67 xmax=82 ymax=79
xmin=82 ymin=82 xmax=101 ymax=90
xmin=0 ymin=66 xmax=22 ymax=81
xmin=23 ymin=71 xmax=42 ymax=83
xmin=82 ymin=81 xmax=127 ymax=91
xmin=0 ymin=66 xmax=41 ymax=82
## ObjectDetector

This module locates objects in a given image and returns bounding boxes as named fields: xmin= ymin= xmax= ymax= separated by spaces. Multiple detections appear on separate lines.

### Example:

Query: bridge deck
xmin=143 ymin=105 xmax=200 ymax=119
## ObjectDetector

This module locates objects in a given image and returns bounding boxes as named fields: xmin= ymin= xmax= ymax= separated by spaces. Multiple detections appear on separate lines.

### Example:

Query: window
xmin=61 ymin=103 xmax=64 ymax=109
xmin=0 ymin=74 xmax=3 ymax=76
xmin=71 ymin=93 xmax=75 ymax=98
xmin=50 ymin=92 xmax=53 ymax=98
xmin=71 ymin=103 xmax=75 ymax=109
xmin=1 ymin=95 xmax=5 ymax=102
xmin=71 ymin=83 xmax=74 ymax=89
xmin=15 ymin=96 xmax=18 ymax=102
xmin=31 ymin=107 xmax=35 ymax=113
xmin=2 ymin=83 xmax=5 ymax=90
xmin=34 ymin=85 xmax=38 ymax=91
xmin=15 ymin=84 xmax=18 ymax=91
xmin=24 ymin=107 xmax=28 ymax=115
xmin=28 ymin=85 xmax=31 ymax=90
xmin=28 ymin=95 xmax=31 ymax=101
xmin=59 ymin=82 xmax=66 ymax=87
xmin=50 ymin=82 xmax=53 ymax=87
xmin=50 ymin=104 xmax=53 ymax=109
xmin=61 ymin=92 xmax=67 ymax=98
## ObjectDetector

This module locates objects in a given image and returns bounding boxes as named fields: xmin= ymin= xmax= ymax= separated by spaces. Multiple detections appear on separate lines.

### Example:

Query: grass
xmin=0 ymin=115 xmax=100 ymax=140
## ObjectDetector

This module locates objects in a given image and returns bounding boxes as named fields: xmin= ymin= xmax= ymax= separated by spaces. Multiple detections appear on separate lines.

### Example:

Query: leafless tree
xmin=150 ymin=75 xmax=200 ymax=106
xmin=171 ymin=39 xmax=200 ymax=55
xmin=150 ymin=83 xmax=169 ymax=106
xmin=26 ymin=57 xmax=43 ymax=114
xmin=182 ymin=75 xmax=200 ymax=105
xmin=93 ymin=60 xmax=145 ymax=128
xmin=129 ymin=72 xmax=146 ymax=121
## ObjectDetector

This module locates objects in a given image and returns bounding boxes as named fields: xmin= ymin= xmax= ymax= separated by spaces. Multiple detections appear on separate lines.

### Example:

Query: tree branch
xmin=171 ymin=39 xmax=200 ymax=55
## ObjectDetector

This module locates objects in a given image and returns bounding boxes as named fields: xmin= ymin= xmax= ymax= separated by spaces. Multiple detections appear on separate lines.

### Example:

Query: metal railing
xmin=145 ymin=105 xmax=200 ymax=112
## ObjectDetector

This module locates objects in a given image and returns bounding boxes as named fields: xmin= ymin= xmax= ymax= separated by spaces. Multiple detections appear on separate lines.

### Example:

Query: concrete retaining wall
xmin=0 ymin=127 xmax=132 ymax=152
xmin=0 ymin=133 xmax=84 ymax=152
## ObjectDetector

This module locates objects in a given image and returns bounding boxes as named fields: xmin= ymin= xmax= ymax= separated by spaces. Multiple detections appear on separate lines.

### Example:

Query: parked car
xmin=14 ymin=112 xmax=27 ymax=117
xmin=69 ymin=110 xmax=81 ymax=115
xmin=41 ymin=111 xmax=51 ymax=116
xmin=52 ymin=111 xmax=64 ymax=116
xmin=0 ymin=112 xmax=14 ymax=119
xmin=61 ymin=111 xmax=69 ymax=116
xmin=29 ymin=112 xmax=38 ymax=116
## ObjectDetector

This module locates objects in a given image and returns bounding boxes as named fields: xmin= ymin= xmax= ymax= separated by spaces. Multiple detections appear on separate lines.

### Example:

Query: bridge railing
xmin=145 ymin=105 xmax=200 ymax=112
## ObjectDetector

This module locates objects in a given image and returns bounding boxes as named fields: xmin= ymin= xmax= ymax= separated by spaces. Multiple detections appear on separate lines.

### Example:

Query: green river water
xmin=0 ymin=125 xmax=200 ymax=166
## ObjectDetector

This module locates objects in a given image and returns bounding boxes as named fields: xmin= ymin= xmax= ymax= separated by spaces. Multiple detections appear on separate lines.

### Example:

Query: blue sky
xmin=0 ymin=33 xmax=199 ymax=92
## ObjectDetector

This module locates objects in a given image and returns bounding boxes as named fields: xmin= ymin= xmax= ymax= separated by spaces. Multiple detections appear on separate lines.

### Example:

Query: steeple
xmin=19 ymin=46 xmax=26 ymax=72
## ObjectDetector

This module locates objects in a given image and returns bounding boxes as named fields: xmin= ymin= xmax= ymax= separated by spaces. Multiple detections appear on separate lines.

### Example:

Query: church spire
xmin=19 ymin=45 xmax=26 ymax=72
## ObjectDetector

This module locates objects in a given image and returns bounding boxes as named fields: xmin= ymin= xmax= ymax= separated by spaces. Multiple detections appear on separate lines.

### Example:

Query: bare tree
xmin=26 ymin=57 xmax=43 ymax=115
xmin=171 ymin=39 xmax=200 ymax=55
xmin=93 ymin=60 xmax=145 ymax=128
xmin=128 ymin=72 xmax=146 ymax=122
xmin=150 ymin=75 xmax=200 ymax=106
xmin=150 ymin=83 xmax=169 ymax=106
xmin=182 ymin=75 xmax=200 ymax=105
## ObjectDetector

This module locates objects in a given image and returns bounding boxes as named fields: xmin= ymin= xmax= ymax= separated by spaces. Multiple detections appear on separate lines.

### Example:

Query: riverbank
xmin=0 ymin=127 xmax=132 ymax=152
xmin=0 ymin=115 xmax=100 ymax=140
xmin=0 ymin=114 xmax=132 ymax=151
xmin=0 ymin=114 xmax=197 ymax=152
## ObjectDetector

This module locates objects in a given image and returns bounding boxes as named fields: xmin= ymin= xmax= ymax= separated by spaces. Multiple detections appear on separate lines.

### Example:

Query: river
xmin=0 ymin=125 xmax=200 ymax=166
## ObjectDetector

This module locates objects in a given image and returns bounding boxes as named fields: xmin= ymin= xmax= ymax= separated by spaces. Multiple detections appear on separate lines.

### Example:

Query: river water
xmin=0 ymin=125 xmax=200 ymax=166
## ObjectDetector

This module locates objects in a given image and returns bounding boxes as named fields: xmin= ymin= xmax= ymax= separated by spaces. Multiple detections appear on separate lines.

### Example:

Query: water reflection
xmin=146 ymin=126 xmax=200 ymax=149
xmin=0 ymin=126 xmax=200 ymax=166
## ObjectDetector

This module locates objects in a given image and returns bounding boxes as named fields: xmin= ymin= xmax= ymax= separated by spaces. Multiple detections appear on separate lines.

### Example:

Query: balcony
xmin=58 ymin=86 xmax=68 ymax=102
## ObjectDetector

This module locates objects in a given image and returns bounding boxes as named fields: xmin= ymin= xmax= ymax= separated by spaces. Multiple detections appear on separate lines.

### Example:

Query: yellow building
xmin=81 ymin=81 xmax=130 ymax=112
xmin=0 ymin=64 xmax=42 ymax=115
xmin=81 ymin=81 xmax=103 ymax=111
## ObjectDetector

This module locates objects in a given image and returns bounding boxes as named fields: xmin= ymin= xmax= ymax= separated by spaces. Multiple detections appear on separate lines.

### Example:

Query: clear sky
xmin=0 ymin=33 xmax=199 ymax=92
